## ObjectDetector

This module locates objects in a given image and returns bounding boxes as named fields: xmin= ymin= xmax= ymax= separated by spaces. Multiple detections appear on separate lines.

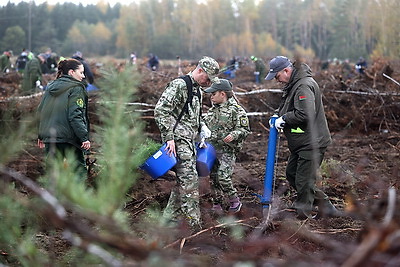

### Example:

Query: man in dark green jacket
xmin=21 ymin=54 xmax=45 ymax=95
xmin=265 ymin=56 xmax=340 ymax=219
xmin=0 ymin=50 xmax=12 ymax=73
xmin=250 ymin=56 xmax=266 ymax=84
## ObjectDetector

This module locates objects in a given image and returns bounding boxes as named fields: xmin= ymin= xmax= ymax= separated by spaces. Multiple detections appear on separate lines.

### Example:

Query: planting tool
xmin=251 ymin=114 xmax=280 ymax=238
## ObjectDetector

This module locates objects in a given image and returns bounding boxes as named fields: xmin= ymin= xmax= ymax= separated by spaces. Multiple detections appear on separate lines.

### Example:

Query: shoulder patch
xmin=76 ymin=98 xmax=84 ymax=108
xmin=240 ymin=116 xmax=249 ymax=127
xmin=299 ymin=95 xmax=307 ymax=100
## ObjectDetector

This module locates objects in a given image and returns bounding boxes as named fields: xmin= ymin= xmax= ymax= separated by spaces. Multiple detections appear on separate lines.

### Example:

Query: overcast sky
xmin=0 ymin=0 xmax=141 ymax=7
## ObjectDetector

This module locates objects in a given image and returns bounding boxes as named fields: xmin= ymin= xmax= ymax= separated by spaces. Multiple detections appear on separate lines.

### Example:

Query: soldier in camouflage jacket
xmin=154 ymin=56 xmax=220 ymax=230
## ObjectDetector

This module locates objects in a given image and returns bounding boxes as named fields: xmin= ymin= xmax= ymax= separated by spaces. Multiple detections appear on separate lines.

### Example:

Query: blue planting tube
xmin=261 ymin=115 xmax=279 ymax=207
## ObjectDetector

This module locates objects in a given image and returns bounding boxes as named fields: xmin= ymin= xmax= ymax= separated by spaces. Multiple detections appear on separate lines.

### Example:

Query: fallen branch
xmin=163 ymin=217 xmax=258 ymax=249
xmin=383 ymin=73 xmax=400 ymax=87
xmin=331 ymin=90 xmax=400 ymax=96
xmin=0 ymin=91 xmax=44 ymax=102
xmin=235 ymin=88 xmax=282 ymax=95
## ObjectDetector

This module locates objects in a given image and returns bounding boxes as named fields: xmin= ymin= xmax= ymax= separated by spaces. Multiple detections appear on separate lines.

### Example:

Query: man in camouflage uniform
xmin=154 ymin=56 xmax=220 ymax=230
xmin=203 ymin=79 xmax=250 ymax=214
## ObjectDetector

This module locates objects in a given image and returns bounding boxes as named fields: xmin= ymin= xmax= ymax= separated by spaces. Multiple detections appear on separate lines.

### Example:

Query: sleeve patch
xmin=299 ymin=95 xmax=307 ymax=100
xmin=240 ymin=117 xmax=249 ymax=127
xmin=76 ymin=98 xmax=84 ymax=108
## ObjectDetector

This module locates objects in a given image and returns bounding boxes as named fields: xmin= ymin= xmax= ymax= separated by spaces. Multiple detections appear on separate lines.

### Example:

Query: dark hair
xmin=225 ymin=91 xmax=233 ymax=98
xmin=56 ymin=58 xmax=82 ymax=78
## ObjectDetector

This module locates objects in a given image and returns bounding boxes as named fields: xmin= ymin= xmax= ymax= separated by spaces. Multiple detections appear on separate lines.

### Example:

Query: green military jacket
xmin=38 ymin=75 xmax=89 ymax=148
xmin=22 ymin=57 xmax=42 ymax=94
xmin=154 ymin=74 xmax=204 ymax=142
xmin=278 ymin=62 xmax=332 ymax=153
xmin=0 ymin=54 xmax=11 ymax=72
xmin=204 ymin=97 xmax=250 ymax=153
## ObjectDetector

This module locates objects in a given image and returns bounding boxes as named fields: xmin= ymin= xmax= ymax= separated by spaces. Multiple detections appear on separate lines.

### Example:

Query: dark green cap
xmin=204 ymin=79 xmax=232 ymax=93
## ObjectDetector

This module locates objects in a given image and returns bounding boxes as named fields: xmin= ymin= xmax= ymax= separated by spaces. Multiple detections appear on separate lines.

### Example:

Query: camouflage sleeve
xmin=154 ymin=79 xmax=186 ymax=141
xmin=230 ymin=105 xmax=250 ymax=142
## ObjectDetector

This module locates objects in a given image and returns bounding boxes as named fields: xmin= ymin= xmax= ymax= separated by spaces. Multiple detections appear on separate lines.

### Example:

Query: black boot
xmin=317 ymin=200 xmax=342 ymax=218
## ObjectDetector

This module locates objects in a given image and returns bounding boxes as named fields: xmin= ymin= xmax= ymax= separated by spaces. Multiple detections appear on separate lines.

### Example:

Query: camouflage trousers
xmin=209 ymin=151 xmax=238 ymax=205
xmin=163 ymin=138 xmax=201 ymax=228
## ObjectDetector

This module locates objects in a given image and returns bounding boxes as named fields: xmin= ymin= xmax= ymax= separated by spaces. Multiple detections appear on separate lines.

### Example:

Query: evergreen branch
xmin=0 ymin=165 xmax=152 ymax=263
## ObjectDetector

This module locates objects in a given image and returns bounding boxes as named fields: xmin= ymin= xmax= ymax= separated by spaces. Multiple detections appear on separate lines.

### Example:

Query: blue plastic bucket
xmin=196 ymin=142 xmax=217 ymax=177
xmin=140 ymin=144 xmax=177 ymax=179
xmin=86 ymin=83 xmax=99 ymax=91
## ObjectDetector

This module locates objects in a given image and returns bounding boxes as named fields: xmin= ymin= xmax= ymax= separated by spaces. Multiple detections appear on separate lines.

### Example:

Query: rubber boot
xmin=317 ymin=200 xmax=342 ymax=218
xmin=229 ymin=197 xmax=242 ymax=213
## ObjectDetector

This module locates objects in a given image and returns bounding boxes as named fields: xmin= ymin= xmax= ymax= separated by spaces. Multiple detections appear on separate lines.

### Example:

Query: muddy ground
xmin=1 ymin=57 xmax=400 ymax=266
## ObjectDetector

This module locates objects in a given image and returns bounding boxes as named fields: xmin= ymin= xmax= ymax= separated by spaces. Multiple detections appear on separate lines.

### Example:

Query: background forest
xmin=1 ymin=0 xmax=400 ymax=61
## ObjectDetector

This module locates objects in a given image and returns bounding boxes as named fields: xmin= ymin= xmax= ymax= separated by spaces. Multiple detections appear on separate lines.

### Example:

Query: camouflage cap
xmin=204 ymin=79 xmax=232 ymax=93
xmin=199 ymin=56 xmax=220 ymax=83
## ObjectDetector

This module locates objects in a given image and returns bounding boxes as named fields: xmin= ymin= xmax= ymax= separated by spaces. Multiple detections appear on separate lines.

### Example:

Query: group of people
xmin=0 ymin=48 xmax=94 ymax=95
xmin=153 ymin=55 xmax=340 ymax=230
xmin=221 ymin=55 xmax=268 ymax=84
xmin=36 ymin=53 xmax=341 ymax=232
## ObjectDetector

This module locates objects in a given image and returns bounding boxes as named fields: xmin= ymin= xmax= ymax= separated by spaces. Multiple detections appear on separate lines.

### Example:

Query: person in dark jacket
xmin=72 ymin=51 xmax=94 ymax=84
xmin=21 ymin=53 xmax=46 ymax=95
xmin=265 ymin=56 xmax=341 ymax=219
xmin=250 ymin=56 xmax=266 ymax=84
xmin=0 ymin=50 xmax=13 ymax=73
xmin=15 ymin=49 xmax=29 ymax=73
xmin=37 ymin=58 xmax=90 ymax=180
xmin=147 ymin=53 xmax=159 ymax=71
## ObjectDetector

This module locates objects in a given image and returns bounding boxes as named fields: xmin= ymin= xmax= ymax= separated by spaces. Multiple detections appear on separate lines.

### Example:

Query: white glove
xmin=268 ymin=118 xmax=274 ymax=128
xmin=200 ymin=125 xmax=211 ymax=139
xmin=36 ymin=80 xmax=41 ymax=87
xmin=198 ymin=137 xmax=207 ymax=148
xmin=274 ymin=116 xmax=286 ymax=129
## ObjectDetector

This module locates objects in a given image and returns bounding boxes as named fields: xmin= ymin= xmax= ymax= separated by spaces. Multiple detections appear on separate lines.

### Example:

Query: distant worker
xmin=250 ymin=56 xmax=266 ymax=84
xmin=72 ymin=51 xmax=94 ymax=84
xmin=203 ymin=79 xmax=250 ymax=215
xmin=21 ymin=53 xmax=46 ymax=95
xmin=130 ymin=52 xmax=137 ymax=65
xmin=39 ymin=53 xmax=52 ymax=74
xmin=15 ymin=49 xmax=29 ymax=73
xmin=355 ymin=57 xmax=367 ymax=75
xmin=224 ymin=56 xmax=238 ymax=79
xmin=148 ymin=53 xmax=159 ymax=71
xmin=0 ymin=50 xmax=13 ymax=73
xmin=43 ymin=48 xmax=58 ymax=74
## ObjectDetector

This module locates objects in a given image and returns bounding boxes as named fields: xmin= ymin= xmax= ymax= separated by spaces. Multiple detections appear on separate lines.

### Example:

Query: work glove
xmin=198 ymin=137 xmax=207 ymax=148
xmin=274 ymin=116 xmax=286 ymax=129
xmin=36 ymin=80 xmax=41 ymax=87
xmin=268 ymin=118 xmax=274 ymax=128
xmin=200 ymin=125 xmax=211 ymax=139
